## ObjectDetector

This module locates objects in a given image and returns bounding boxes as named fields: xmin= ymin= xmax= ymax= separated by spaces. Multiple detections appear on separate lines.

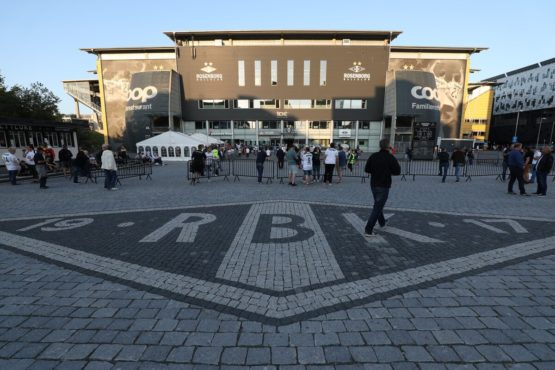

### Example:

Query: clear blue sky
xmin=1 ymin=0 xmax=554 ymax=114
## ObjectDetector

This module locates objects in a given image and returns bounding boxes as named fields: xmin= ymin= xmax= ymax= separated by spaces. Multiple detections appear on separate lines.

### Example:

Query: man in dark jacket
xmin=450 ymin=147 xmax=466 ymax=182
xmin=507 ymin=143 xmax=528 ymax=195
xmin=363 ymin=139 xmax=401 ymax=237
xmin=276 ymin=147 xmax=285 ymax=169
xmin=534 ymin=146 xmax=554 ymax=196
xmin=438 ymin=147 xmax=450 ymax=183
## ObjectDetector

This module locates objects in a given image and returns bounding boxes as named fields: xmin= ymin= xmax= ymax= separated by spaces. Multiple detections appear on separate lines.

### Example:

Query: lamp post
xmin=513 ymin=110 xmax=521 ymax=140
xmin=536 ymin=115 xmax=546 ymax=148
xmin=550 ymin=121 xmax=555 ymax=145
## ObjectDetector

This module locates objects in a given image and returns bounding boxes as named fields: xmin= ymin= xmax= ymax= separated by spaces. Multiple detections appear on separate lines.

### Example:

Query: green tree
xmin=0 ymin=71 xmax=61 ymax=120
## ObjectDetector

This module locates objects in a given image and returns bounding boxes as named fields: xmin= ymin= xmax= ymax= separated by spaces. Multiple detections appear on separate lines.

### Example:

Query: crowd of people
xmin=501 ymin=143 xmax=554 ymax=196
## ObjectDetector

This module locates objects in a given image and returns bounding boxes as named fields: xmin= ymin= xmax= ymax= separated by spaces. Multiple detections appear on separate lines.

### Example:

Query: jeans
xmin=277 ymin=159 xmax=284 ymax=169
xmin=454 ymin=163 xmax=462 ymax=181
xmin=365 ymin=186 xmax=390 ymax=233
xmin=502 ymin=161 xmax=508 ymax=181
xmin=313 ymin=165 xmax=321 ymax=180
xmin=439 ymin=163 xmax=449 ymax=182
xmin=8 ymin=170 xmax=17 ymax=185
xmin=536 ymin=171 xmax=548 ymax=195
xmin=508 ymin=166 xmax=526 ymax=194
xmin=256 ymin=163 xmax=264 ymax=183
xmin=530 ymin=165 xmax=537 ymax=183
xmin=324 ymin=164 xmax=335 ymax=183
xmin=104 ymin=170 xmax=117 ymax=189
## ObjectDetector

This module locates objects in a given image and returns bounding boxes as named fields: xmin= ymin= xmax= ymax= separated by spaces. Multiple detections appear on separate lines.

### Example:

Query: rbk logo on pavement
xmin=1 ymin=201 xmax=554 ymax=324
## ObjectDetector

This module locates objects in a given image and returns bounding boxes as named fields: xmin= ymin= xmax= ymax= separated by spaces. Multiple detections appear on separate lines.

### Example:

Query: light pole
xmin=513 ymin=110 xmax=521 ymax=140
xmin=550 ymin=121 xmax=555 ymax=145
xmin=536 ymin=115 xmax=547 ymax=148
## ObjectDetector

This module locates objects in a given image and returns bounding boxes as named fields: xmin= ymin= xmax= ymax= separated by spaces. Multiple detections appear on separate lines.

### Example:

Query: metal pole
xmin=550 ymin=121 xmax=555 ymax=145
xmin=536 ymin=116 xmax=544 ymax=148
xmin=514 ymin=110 xmax=520 ymax=138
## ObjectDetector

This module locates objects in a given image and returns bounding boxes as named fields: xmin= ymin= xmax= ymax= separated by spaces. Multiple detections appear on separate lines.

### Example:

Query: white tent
xmin=136 ymin=131 xmax=205 ymax=161
xmin=190 ymin=133 xmax=224 ymax=146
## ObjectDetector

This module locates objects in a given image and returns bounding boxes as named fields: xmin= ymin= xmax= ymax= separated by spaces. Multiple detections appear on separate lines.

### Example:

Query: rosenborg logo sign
xmin=1 ymin=201 xmax=554 ymax=324
xmin=196 ymin=62 xmax=223 ymax=82
xmin=344 ymin=61 xmax=371 ymax=81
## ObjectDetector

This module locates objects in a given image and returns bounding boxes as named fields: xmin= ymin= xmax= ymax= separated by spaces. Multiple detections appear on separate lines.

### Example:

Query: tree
xmin=0 ymin=71 xmax=61 ymax=120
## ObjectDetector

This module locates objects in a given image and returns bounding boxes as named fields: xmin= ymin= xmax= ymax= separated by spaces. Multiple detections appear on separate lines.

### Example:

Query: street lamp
xmin=514 ymin=110 xmax=522 ymax=140
xmin=536 ymin=115 xmax=547 ymax=148
xmin=550 ymin=120 xmax=555 ymax=146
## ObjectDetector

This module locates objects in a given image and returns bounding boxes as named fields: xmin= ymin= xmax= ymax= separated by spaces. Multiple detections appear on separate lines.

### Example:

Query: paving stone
xmin=220 ymin=347 xmax=247 ymax=365
xmin=452 ymin=345 xmax=486 ymax=363
xmin=237 ymin=333 xmax=263 ymax=346
xmin=374 ymin=346 xmax=405 ymax=362
xmin=193 ymin=346 xmax=223 ymax=365
xmin=349 ymin=346 xmax=377 ymax=362
xmin=62 ymin=344 xmax=98 ymax=360
xmin=297 ymin=346 xmax=326 ymax=365
xmin=166 ymin=347 xmax=194 ymax=363
xmin=245 ymin=348 xmax=270 ymax=365
xmin=428 ymin=345 xmax=461 ymax=362
xmin=271 ymin=346 xmax=296 ymax=364
xmin=475 ymin=345 xmax=512 ymax=362
xmin=401 ymin=346 xmax=433 ymax=362
xmin=114 ymin=345 xmax=147 ymax=361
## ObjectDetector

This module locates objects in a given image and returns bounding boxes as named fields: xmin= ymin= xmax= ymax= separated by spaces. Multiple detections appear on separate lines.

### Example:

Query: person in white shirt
xmin=323 ymin=142 xmax=339 ymax=185
xmin=301 ymin=147 xmax=313 ymax=184
xmin=2 ymin=147 xmax=20 ymax=185
xmin=100 ymin=144 xmax=118 ymax=190
xmin=530 ymin=148 xmax=542 ymax=184
xmin=24 ymin=145 xmax=38 ymax=181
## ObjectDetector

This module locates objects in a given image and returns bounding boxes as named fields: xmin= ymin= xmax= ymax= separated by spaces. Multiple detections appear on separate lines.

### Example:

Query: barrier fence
xmin=184 ymin=158 xmax=555 ymax=183
xmin=88 ymin=161 xmax=152 ymax=185
xmin=186 ymin=158 xmax=231 ymax=183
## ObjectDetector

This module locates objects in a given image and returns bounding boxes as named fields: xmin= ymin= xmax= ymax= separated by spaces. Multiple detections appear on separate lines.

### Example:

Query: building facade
xmin=487 ymin=57 xmax=555 ymax=146
xmin=77 ymin=31 xmax=485 ymax=154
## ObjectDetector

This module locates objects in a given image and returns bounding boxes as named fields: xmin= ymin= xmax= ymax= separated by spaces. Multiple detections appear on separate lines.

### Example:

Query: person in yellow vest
xmin=211 ymin=146 xmax=220 ymax=176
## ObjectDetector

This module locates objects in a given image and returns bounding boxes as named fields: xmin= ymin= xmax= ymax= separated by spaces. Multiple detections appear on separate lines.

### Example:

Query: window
xmin=334 ymin=99 xmax=367 ymax=109
xmin=359 ymin=121 xmax=370 ymax=129
xmin=253 ymin=99 xmax=279 ymax=109
xmin=284 ymin=99 xmax=311 ymax=109
xmin=184 ymin=147 xmax=190 ymax=157
xmin=303 ymin=60 xmax=310 ymax=86
xmin=320 ymin=60 xmax=327 ymax=86
xmin=175 ymin=147 xmax=181 ymax=157
xmin=34 ymin=132 xmax=43 ymax=146
xmin=261 ymin=121 xmax=280 ymax=129
xmin=161 ymin=146 xmax=168 ymax=157
xmin=0 ymin=130 xmax=6 ymax=147
xmin=233 ymin=99 xmax=251 ymax=109
xmin=195 ymin=121 xmax=206 ymax=129
xmin=313 ymin=99 xmax=331 ymax=109
xmin=254 ymin=60 xmax=261 ymax=86
xmin=234 ymin=121 xmax=254 ymax=129
xmin=309 ymin=121 xmax=329 ymax=129
xmin=238 ymin=60 xmax=245 ymax=86
xmin=334 ymin=121 xmax=354 ymax=129
xmin=287 ymin=60 xmax=294 ymax=86
xmin=271 ymin=60 xmax=278 ymax=85
xmin=168 ymin=147 xmax=175 ymax=157
xmin=63 ymin=132 xmax=75 ymax=147
xmin=152 ymin=146 xmax=158 ymax=156
xmin=209 ymin=121 xmax=231 ymax=129
xmin=138 ymin=146 xmax=144 ymax=154
xmin=199 ymin=100 xmax=228 ymax=109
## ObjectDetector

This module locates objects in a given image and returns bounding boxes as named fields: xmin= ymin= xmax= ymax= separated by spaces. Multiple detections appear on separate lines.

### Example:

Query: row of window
xmin=198 ymin=99 xmax=367 ymax=110
xmin=0 ymin=130 xmax=75 ymax=149
xmin=194 ymin=120 xmax=375 ymax=130
xmin=238 ymin=60 xmax=327 ymax=87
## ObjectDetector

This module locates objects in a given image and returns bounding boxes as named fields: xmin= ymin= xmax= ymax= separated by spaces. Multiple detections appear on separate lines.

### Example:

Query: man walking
xmin=364 ymin=139 xmax=401 ymax=237
xmin=438 ymin=147 xmax=450 ymax=183
xmin=323 ymin=142 xmax=338 ymax=185
xmin=2 ymin=147 xmax=20 ymax=185
xmin=255 ymin=146 xmax=268 ymax=184
xmin=507 ymin=143 xmax=528 ymax=196
xmin=450 ymin=147 xmax=466 ymax=182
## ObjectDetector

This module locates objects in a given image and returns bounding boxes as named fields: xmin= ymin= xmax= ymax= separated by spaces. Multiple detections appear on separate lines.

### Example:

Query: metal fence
xmin=88 ymin=161 xmax=152 ymax=185
xmin=186 ymin=158 xmax=231 ymax=183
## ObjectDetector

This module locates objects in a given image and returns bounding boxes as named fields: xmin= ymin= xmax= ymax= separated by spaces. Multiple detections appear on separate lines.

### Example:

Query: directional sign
xmin=0 ymin=201 xmax=554 ymax=324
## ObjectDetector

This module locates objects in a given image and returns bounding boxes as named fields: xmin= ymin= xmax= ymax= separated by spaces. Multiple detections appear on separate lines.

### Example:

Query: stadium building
xmin=66 ymin=30 xmax=486 ymax=159
xmin=486 ymin=57 xmax=555 ymax=147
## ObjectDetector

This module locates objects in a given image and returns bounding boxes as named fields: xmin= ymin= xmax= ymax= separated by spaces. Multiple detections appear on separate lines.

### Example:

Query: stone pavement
xmin=0 ymin=163 xmax=554 ymax=369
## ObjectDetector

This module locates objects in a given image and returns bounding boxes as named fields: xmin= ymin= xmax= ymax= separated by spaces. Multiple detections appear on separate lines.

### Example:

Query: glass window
xmin=184 ymin=147 xmax=190 ymax=157
xmin=334 ymin=99 xmax=367 ymax=109
xmin=161 ymin=146 xmax=167 ymax=157
xmin=261 ymin=121 xmax=280 ymax=129
xmin=254 ymin=60 xmax=261 ymax=86
xmin=168 ymin=147 xmax=175 ymax=157
xmin=138 ymin=146 xmax=144 ymax=154
xmin=238 ymin=60 xmax=245 ymax=86
xmin=199 ymin=100 xmax=228 ymax=109
xmin=234 ymin=121 xmax=252 ymax=129
xmin=152 ymin=146 xmax=158 ymax=155
xmin=303 ymin=60 xmax=310 ymax=86
xmin=253 ymin=99 xmax=279 ymax=109
xmin=313 ymin=99 xmax=331 ymax=109
xmin=271 ymin=60 xmax=278 ymax=86
xmin=359 ymin=121 xmax=370 ymax=129
xmin=145 ymin=146 xmax=151 ymax=154
xmin=0 ymin=131 xmax=6 ymax=147
xmin=175 ymin=147 xmax=181 ymax=157
xmin=195 ymin=121 xmax=206 ymax=129
xmin=34 ymin=132 xmax=43 ymax=146
xmin=334 ymin=121 xmax=353 ymax=129
xmin=64 ymin=132 xmax=75 ymax=147
xmin=309 ymin=121 xmax=329 ymax=129
xmin=209 ymin=121 xmax=231 ymax=129
xmin=284 ymin=99 xmax=311 ymax=109
xmin=320 ymin=60 xmax=327 ymax=86
xmin=287 ymin=60 xmax=294 ymax=86
xmin=233 ymin=99 xmax=251 ymax=109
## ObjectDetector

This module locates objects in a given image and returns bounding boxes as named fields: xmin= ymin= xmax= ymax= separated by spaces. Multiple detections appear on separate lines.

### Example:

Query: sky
xmin=1 ymin=0 xmax=554 ymax=114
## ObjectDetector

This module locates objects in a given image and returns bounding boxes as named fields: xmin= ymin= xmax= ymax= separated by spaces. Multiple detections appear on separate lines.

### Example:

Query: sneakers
xmin=537 ymin=194 xmax=546 ymax=197
xmin=364 ymin=230 xmax=378 ymax=237
xmin=111 ymin=188 xmax=119 ymax=191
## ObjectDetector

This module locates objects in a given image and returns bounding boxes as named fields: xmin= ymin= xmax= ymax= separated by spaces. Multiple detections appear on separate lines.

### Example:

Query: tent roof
xmin=135 ymin=131 xmax=205 ymax=147
xmin=190 ymin=133 xmax=224 ymax=145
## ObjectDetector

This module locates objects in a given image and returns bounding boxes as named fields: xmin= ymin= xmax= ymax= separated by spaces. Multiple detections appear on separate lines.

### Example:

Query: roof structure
xmin=391 ymin=46 xmax=487 ymax=54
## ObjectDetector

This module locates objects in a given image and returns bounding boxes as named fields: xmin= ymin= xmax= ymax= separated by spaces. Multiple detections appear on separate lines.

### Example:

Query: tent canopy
xmin=190 ymin=133 xmax=224 ymax=145
xmin=135 ymin=131 xmax=206 ymax=161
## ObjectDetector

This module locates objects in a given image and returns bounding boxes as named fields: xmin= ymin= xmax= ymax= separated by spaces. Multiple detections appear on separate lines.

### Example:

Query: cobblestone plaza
xmin=1 ymin=165 xmax=555 ymax=369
